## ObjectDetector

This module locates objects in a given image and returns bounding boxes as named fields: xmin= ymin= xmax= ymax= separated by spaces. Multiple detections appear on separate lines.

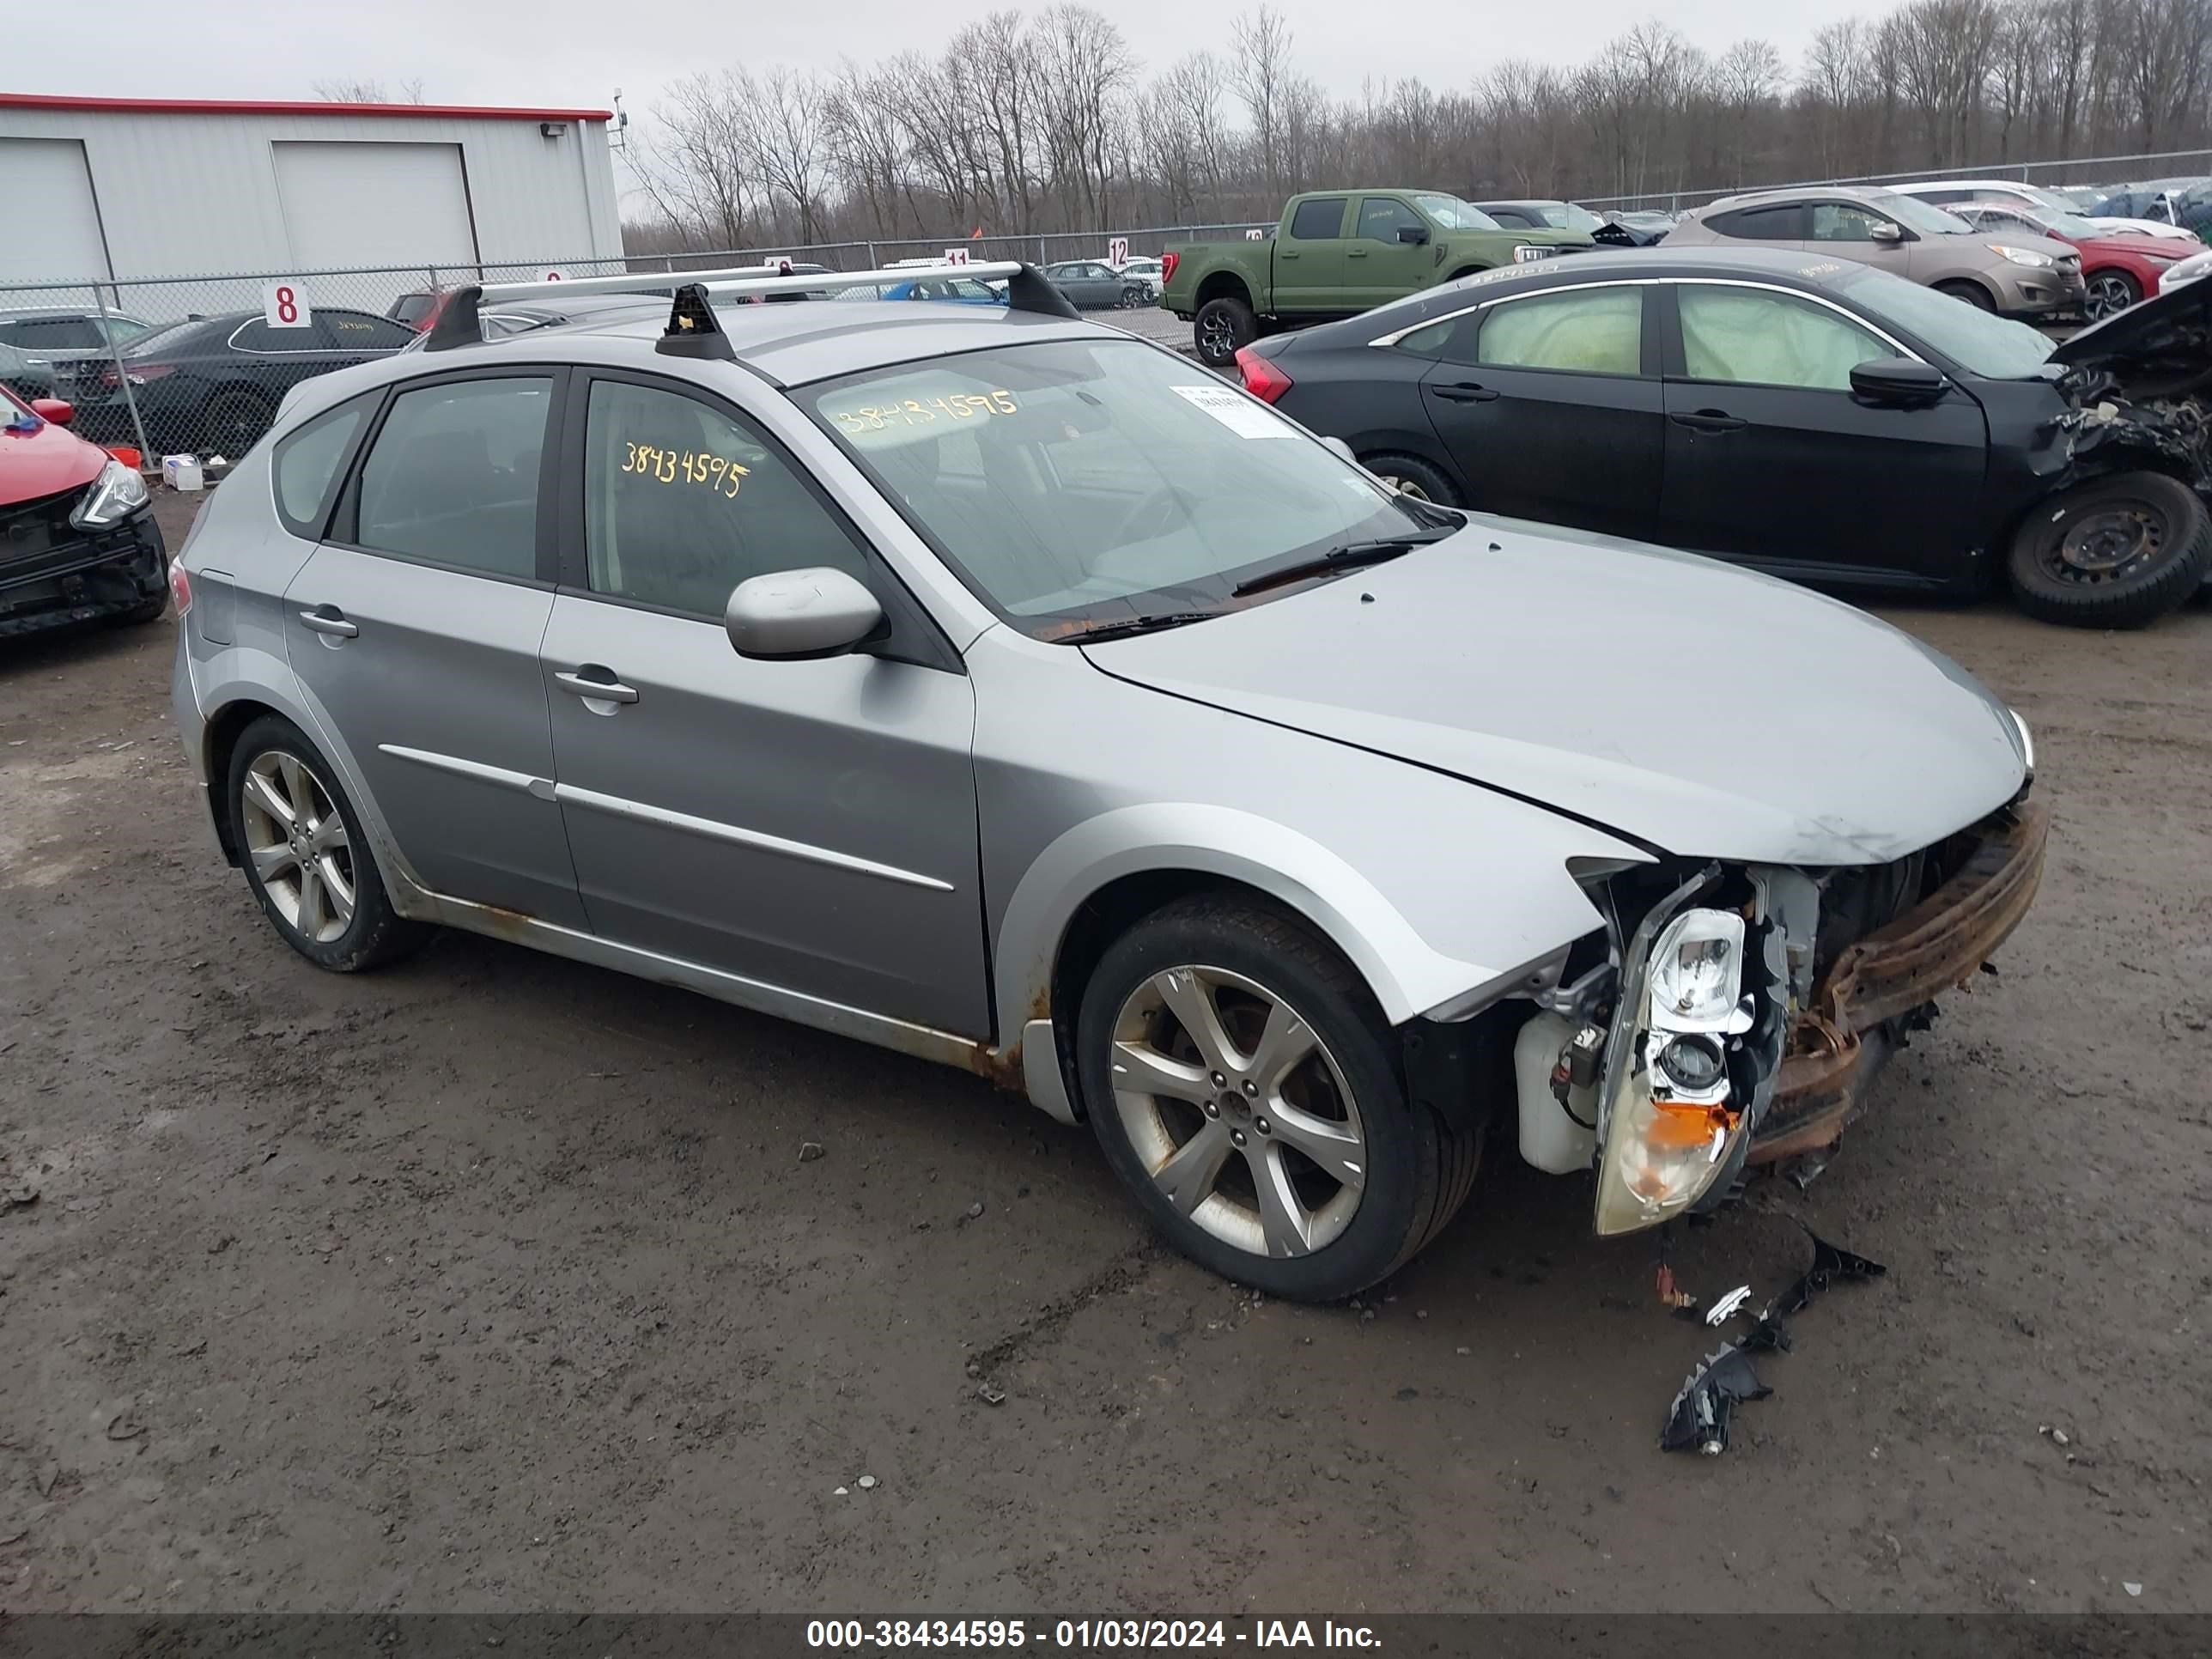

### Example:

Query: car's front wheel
xmin=2006 ymin=471 xmax=2211 ymax=628
xmin=228 ymin=714 xmax=422 ymax=971
xmin=1078 ymin=895 xmax=1481 ymax=1302
xmin=2084 ymin=269 xmax=2141 ymax=319
xmin=1360 ymin=453 xmax=1462 ymax=507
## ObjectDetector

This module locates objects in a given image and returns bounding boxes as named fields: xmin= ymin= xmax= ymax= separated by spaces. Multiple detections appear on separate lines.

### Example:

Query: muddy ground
xmin=1 ymin=490 xmax=2206 ymax=1615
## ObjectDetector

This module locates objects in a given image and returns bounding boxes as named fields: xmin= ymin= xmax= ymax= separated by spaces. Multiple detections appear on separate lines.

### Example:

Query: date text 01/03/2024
xmin=804 ymin=1620 xmax=1382 ymax=1649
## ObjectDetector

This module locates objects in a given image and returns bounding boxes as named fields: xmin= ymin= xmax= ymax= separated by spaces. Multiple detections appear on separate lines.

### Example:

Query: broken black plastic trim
xmin=422 ymin=286 xmax=483 ymax=352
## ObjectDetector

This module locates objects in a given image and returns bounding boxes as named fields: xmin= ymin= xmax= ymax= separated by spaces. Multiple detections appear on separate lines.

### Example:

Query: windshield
xmin=1871 ymin=192 xmax=1977 ymax=236
xmin=2029 ymin=207 xmax=2101 ymax=239
xmin=796 ymin=338 xmax=1442 ymax=633
xmin=1539 ymin=202 xmax=1607 ymax=232
xmin=1830 ymin=264 xmax=2056 ymax=379
xmin=1412 ymin=193 xmax=1502 ymax=231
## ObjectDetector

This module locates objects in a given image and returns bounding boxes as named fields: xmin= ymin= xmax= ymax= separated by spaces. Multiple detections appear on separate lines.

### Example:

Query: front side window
xmin=1829 ymin=264 xmax=2055 ymax=379
xmin=1477 ymin=287 xmax=1642 ymax=374
xmin=1539 ymin=202 xmax=1607 ymax=232
xmin=1678 ymin=287 xmax=1888 ymax=391
xmin=1810 ymin=202 xmax=1887 ymax=242
xmin=795 ymin=338 xmax=1437 ymax=633
xmin=1288 ymin=198 xmax=1347 ymax=240
xmin=1869 ymin=192 xmax=1974 ymax=235
xmin=583 ymin=379 xmax=869 ymax=617
xmin=1357 ymin=198 xmax=1426 ymax=243
xmin=273 ymin=393 xmax=374 ymax=536
xmin=355 ymin=376 xmax=551 ymax=577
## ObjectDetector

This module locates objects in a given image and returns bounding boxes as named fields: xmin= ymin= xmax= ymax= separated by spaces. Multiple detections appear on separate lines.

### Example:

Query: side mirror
xmin=1850 ymin=357 xmax=1949 ymax=407
xmin=1319 ymin=435 xmax=1358 ymax=465
xmin=1869 ymin=221 xmax=1905 ymax=244
xmin=725 ymin=567 xmax=884 ymax=660
xmin=29 ymin=398 xmax=74 ymax=426
xmin=1397 ymin=224 xmax=1431 ymax=245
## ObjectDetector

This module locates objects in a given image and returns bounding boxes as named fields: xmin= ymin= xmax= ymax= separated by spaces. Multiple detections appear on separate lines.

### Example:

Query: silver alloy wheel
xmin=1109 ymin=965 xmax=1367 ymax=1258
xmin=240 ymin=750 xmax=357 ymax=945
xmin=1197 ymin=310 xmax=1237 ymax=361
xmin=2084 ymin=272 xmax=2135 ymax=319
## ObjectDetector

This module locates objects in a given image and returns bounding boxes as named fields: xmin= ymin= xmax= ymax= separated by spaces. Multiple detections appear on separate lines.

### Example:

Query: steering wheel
xmin=1111 ymin=485 xmax=1191 ymax=545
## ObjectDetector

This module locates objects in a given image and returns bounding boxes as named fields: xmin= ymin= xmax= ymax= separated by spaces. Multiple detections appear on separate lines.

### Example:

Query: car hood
xmin=0 ymin=406 xmax=106 ymax=507
xmin=1080 ymin=522 xmax=2027 ymax=866
xmin=2051 ymin=268 xmax=2212 ymax=398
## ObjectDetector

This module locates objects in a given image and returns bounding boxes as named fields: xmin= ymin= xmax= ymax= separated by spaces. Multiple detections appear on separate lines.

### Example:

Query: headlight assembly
xmin=1594 ymin=905 xmax=1755 ymax=1236
xmin=2010 ymin=708 xmax=2035 ymax=779
xmin=69 ymin=458 xmax=149 ymax=530
xmin=1990 ymin=244 xmax=2056 ymax=268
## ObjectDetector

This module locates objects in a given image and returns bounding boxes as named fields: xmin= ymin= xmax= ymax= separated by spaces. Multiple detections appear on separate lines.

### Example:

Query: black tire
xmin=2008 ymin=471 xmax=2211 ymax=628
xmin=228 ymin=714 xmax=424 ymax=972
xmin=1359 ymin=452 xmax=1463 ymax=507
xmin=1937 ymin=280 xmax=1996 ymax=312
xmin=1076 ymin=894 xmax=1481 ymax=1302
xmin=202 ymin=388 xmax=275 ymax=456
xmin=1194 ymin=295 xmax=1258 ymax=367
xmin=2083 ymin=267 xmax=2141 ymax=320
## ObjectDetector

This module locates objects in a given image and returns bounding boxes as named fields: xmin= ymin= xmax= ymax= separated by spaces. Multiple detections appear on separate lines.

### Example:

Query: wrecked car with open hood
xmin=1238 ymin=246 xmax=2212 ymax=629
xmin=170 ymin=266 xmax=2045 ymax=1307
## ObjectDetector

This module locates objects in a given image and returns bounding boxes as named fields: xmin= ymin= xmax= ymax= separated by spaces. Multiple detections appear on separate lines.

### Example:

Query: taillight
xmin=1236 ymin=347 xmax=1293 ymax=405
xmin=101 ymin=362 xmax=175 ymax=390
xmin=1161 ymin=251 xmax=1180 ymax=286
xmin=169 ymin=562 xmax=192 ymax=614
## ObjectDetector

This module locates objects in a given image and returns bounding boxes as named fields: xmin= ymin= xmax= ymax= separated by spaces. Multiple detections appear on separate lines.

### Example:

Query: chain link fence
xmin=1578 ymin=146 xmax=2212 ymax=214
xmin=4 ymin=224 xmax=1260 ymax=465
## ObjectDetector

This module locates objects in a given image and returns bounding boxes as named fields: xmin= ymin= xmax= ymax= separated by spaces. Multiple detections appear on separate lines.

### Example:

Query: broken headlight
xmin=1594 ymin=907 xmax=1754 ymax=1236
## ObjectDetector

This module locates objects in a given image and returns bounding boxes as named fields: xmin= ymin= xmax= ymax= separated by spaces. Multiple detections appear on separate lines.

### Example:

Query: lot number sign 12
xmin=261 ymin=282 xmax=313 ymax=330
xmin=1107 ymin=237 xmax=1128 ymax=268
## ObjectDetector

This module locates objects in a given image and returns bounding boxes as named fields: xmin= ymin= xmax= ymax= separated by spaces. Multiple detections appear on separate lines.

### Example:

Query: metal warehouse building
xmin=0 ymin=93 xmax=625 ymax=288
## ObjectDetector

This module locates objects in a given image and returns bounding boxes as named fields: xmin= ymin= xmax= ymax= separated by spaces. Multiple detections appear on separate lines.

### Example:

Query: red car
xmin=0 ymin=384 xmax=167 ymax=639
xmin=1948 ymin=198 xmax=2191 ymax=319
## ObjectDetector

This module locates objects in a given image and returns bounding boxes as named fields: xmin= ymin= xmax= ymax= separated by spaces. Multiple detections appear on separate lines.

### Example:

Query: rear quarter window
xmin=1288 ymin=198 xmax=1348 ymax=239
xmin=273 ymin=393 xmax=377 ymax=538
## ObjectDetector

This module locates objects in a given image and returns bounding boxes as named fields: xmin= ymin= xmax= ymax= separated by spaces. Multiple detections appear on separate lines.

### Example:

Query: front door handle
xmin=1669 ymin=409 xmax=1745 ymax=433
xmin=297 ymin=606 xmax=358 ymax=638
xmin=555 ymin=667 xmax=640 ymax=705
xmin=1347 ymin=248 xmax=1370 ymax=258
xmin=1429 ymin=381 xmax=1500 ymax=404
xmin=1280 ymin=250 xmax=1301 ymax=259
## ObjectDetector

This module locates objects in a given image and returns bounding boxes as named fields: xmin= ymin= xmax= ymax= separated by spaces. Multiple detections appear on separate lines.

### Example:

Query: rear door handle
xmin=554 ymin=667 xmax=640 ymax=705
xmin=1347 ymin=248 xmax=1370 ymax=258
xmin=1429 ymin=381 xmax=1500 ymax=404
xmin=1669 ymin=409 xmax=1745 ymax=433
xmin=297 ymin=606 xmax=358 ymax=638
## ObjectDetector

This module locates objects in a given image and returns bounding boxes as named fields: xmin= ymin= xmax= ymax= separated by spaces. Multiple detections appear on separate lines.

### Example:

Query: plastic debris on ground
xmin=1661 ymin=1227 xmax=1887 ymax=1456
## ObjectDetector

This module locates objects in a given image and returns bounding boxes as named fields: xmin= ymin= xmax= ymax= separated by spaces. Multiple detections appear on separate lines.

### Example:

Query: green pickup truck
xmin=1162 ymin=190 xmax=1597 ymax=365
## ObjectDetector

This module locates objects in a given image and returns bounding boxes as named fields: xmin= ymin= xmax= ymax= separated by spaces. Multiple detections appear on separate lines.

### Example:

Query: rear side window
xmin=390 ymin=294 xmax=437 ymax=327
xmin=1477 ymin=287 xmax=1643 ymax=374
xmin=1707 ymin=204 xmax=1807 ymax=240
xmin=355 ymin=376 xmax=552 ymax=578
xmin=581 ymin=378 xmax=870 ymax=617
xmin=1914 ymin=188 xmax=1970 ymax=204
xmin=325 ymin=312 xmax=414 ymax=349
xmin=9 ymin=319 xmax=106 ymax=349
xmin=1288 ymin=198 xmax=1347 ymax=240
xmin=272 ymin=393 xmax=374 ymax=537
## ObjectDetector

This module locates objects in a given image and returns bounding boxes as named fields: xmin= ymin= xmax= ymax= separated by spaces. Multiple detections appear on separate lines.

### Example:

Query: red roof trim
xmin=0 ymin=93 xmax=611 ymax=122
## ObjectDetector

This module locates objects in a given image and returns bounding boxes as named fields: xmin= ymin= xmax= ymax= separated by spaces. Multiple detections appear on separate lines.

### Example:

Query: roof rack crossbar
xmin=471 ymin=260 xmax=1082 ymax=318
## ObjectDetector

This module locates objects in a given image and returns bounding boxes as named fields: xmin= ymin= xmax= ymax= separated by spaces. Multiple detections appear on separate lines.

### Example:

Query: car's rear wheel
xmin=228 ymin=715 xmax=422 ymax=971
xmin=1077 ymin=894 xmax=1480 ymax=1302
xmin=2083 ymin=269 xmax=2141 ymax=319
xmin=2007 ymin=471 xmax=2211 ymax=628
xmin=1360 ymin=453 xmax=1462 ymax=507
xmin=202 ymin=389 xmax=275 ymax=456
xmin=1937 ymin=280 xmax=1996 ymax=311
xmin=1194 ymin=296 xmax=1257 ymax=367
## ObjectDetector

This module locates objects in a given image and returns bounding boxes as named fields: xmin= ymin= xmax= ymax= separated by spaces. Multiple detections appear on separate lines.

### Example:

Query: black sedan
xmin=66 ymin=307 xmax=416 ymax=457
xmin=1238 ymin=246 xmax=2212 ymax=627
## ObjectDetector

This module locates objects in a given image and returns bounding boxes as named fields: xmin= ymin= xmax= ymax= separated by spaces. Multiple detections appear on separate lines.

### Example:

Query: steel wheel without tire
xmin=2083 ymin=270 xmax=2140 ymax=319
xmin=1111 ymin=965 xmax=1368 ymax=1258
xmin=1078 ymin=895 xmax=1482 ymax=1301
xmin=228 ymin=714 xmax=423 ymax=971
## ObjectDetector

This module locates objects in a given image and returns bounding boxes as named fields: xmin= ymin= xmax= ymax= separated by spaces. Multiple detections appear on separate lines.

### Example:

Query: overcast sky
xmin=15 ymin=0 xmax=1863 ymax=125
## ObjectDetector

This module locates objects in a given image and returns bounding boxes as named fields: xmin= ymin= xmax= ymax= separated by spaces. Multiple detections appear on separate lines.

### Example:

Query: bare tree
xmin=310 ymin=76 xmax=426 ymax=103
xmin=1230 ymin=6 xmax=1293 ymax=200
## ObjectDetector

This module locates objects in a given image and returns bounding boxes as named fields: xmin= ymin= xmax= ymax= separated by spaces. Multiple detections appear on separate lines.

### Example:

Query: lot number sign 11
xmin=261 ymin=281 xmax=313 ymax=330
xmin=944 ymin=247 xmax=969 ymax=265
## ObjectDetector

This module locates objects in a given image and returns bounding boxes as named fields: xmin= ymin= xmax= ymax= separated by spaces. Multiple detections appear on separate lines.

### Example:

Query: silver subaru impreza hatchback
xmin=169 ymin=264 xmax=2045 ymax=1301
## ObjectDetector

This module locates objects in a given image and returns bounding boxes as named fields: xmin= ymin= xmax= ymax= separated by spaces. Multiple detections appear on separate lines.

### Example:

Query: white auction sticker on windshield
xmin=1170 ymin=383 xmax=1296 ymax=439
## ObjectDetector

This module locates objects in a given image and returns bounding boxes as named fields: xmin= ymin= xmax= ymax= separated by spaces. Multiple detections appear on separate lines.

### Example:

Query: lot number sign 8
xmin=261 ymin=281 xmax=313 ymax=330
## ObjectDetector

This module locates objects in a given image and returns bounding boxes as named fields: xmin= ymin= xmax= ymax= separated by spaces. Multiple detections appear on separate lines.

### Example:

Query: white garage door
xmin=273 ymin=142 xmax=479 ymax=272
xmin=0 ymin=139 xmax=111 ymax=283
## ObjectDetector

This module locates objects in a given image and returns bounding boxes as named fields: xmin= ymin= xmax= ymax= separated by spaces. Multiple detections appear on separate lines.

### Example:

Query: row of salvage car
xmin=1236 ymin=243 xmax=2212 ymax=629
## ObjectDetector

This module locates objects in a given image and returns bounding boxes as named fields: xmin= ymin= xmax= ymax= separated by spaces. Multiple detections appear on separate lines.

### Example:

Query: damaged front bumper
xmin=1576 ymin=798 xmax=2049 ymax=1235
xmin=1749 ymin=798 xmax=2050 ymax=1164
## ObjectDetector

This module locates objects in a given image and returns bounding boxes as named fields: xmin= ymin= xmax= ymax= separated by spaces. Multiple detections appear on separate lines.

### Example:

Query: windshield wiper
xmin=1058 ymin=611 xmax=1220 ymax=644
xmin=1230 ymin=532 xmax=1450 ymax=598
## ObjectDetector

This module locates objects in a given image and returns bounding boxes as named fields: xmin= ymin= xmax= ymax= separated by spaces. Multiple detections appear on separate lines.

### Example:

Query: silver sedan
xmin=169 ymin=266 xmax=2043 ymax=1301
